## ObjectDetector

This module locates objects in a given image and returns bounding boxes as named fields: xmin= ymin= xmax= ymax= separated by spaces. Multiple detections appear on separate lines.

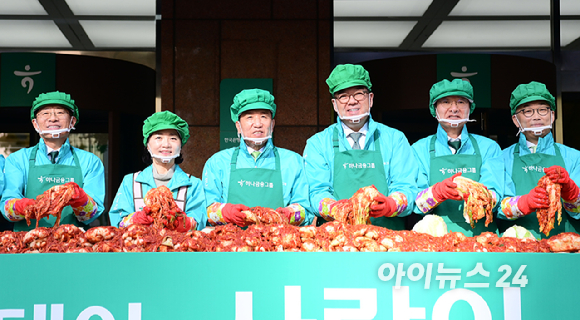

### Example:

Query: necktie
xmin=349 ymin=132 xmax=363 ymax=150
xmin=49 ymin=151 xmax=59 ymax=164
xmin=448 ymin=140 xmax=461 ymax=154
xmin=530 ymin=145 xmax=537 ymax=154
xmin=251 ymin=151 xmax=260 ymax=160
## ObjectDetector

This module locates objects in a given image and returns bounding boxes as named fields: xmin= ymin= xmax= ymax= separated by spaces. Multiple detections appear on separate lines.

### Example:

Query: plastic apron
xmin=331 ymin=127 xmax=405 ymax=230
xmin=15 ymin=144 xmax=84 ymax=231
xmin=227 ymin=147 xmax=284 ymax=209
xmin=132 ymin=171 xmax=189 ymax=212
xmin=428 ymin=135 xmax=497 ymax=236
xmin=496 ymin=145 xmax=580 ymax=239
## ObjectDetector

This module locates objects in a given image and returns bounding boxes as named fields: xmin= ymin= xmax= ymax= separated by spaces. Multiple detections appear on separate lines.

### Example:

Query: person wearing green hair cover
xmin=1 ymin=91 xmax=105 ymax=231
xmin=303 ymin=64 xmax=418 ymax=229
xmin=498 ymin=81 xmax=580 ymax=238
xmin=109 ymin=111 xmax=207 ymax=231
xmin=411 ymin=79 xmax=503 ymax=236
xmin=202 ymin=89 xmax=313 ymax=227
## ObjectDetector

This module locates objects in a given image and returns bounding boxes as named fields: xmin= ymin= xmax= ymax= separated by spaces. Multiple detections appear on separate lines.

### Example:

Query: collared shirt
xmin=203 ymin=139 xmax=313 ymax=226
xmin=526 ymin=140 xmax=537 ymax=154
xmin=448 ymin=136 xmax=461 ymax=154
xmin=45 ymin=146 xmax=61 ymax=154
xmin=341 ymin=121 xmax=369 ymax=149
xmin=246 ymin=145 xmax=265 ymax=155
xmin=46 ymin=145 xmax=61 ymax=162
xmin=412 ymin=124 xmax=504 ymax=214
xmin=305 ymin=115 xmax=418 ymax=218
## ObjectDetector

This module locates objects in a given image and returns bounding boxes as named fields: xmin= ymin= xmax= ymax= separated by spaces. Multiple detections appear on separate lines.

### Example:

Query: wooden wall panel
xmin=162 ymin=0 xmax=332 ymax=176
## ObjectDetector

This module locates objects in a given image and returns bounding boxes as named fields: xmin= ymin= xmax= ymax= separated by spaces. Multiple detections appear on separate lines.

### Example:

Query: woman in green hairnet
xmin=109 ymin=111 xmax=207 ymax=231
xmin=411 ymin=79 xmax=503 ymax=236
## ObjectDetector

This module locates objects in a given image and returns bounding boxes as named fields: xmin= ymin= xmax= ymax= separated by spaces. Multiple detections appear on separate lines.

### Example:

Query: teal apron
xmin=496 ymin=144 xmax=580 ymax=239
xmin=227 ymin=147 xmax=285 ymax=208
xmin=15 ymin=144 xmax=85 ymax=231
xmin=330 ymin=127 xmax=405 ymax=230
xmin=428 ymin=135 xmax=497 ymax=236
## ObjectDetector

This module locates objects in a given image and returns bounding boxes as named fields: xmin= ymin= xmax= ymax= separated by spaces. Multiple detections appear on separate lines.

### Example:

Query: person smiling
xmin=202 ymin=89 xmax=313 ymax=227
xmin=109 ymin=111 xmax=206 ymax=231
xmin=0 ymin=91 xmax=105 ymax=231
xmin=412 ymin=79 xmax=503 ymax=236
xmin=303 ymin=64 xmax=418 ymax=229
xmin=498 ymin=81 xmax=580 ymax=238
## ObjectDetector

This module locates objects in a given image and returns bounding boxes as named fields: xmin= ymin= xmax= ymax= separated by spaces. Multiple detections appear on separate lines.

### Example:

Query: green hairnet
xmin=142 ymin=111 xmax=190 ymax=146
xmin=429 ymin=79 xmax=476 ymax=117
xmin=509 ymin=81 xmax=555 ymax=115
xmin=230 ymin=89 xmax=276 ymax=123
xmin=326 ymin=64 xmax=372 ymax=95
xmin=31 ymin=91 xmax=79 ymax=123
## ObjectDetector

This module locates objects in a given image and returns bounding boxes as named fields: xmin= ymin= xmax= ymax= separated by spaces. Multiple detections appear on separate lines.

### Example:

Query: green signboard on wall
xmin=437 ymin=54 xmax=491 ymax=109
xmin=219 ymin=79 xmax=273 ymax=150
xmin=0 ymin=53 xmax=56 ymax=107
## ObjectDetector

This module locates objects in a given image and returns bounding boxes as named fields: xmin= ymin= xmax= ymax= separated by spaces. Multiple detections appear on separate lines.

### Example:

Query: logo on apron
xmin=439 ymin=167 xmax=477 ymax=175
xmin=521 ymin=165 xmax=546 ymax=174
xmin=37 ymin=176 xmax=75 ymax=184
xmin=342 ymin=162 xmax=376 ymax=169
xmin=237 ymin=179 xmax=274 ymax=189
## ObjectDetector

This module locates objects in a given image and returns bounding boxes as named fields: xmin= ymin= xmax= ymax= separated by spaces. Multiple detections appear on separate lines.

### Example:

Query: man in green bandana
xmin=498 ymin=81 xmax=580 ymax=238
xmin=0 ymin=91 xmax=105 ymax=231
xmin=303 ymin=64 xmax=418 ymax=229
xmin=412 ymin=79 xmax=503 ymax=236
xmin=202 ymin=89 xmax=313 ymax=227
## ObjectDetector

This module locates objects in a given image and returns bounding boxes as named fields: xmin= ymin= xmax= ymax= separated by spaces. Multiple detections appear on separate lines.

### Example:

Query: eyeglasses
xmin=335 ymin=91 xmax=368 ymax=104
xmin=516 ymin=106 xmax=551 ymax=118
xmin=437 ymin=99 xmax=470 ymax=109
xmin=36 ymin=110 xmax=69 ymax=120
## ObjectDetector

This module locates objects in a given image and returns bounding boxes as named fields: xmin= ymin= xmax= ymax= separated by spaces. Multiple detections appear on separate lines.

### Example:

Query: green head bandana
xmin=31 ymin=91 xmax=79 ymax=123
xmin=429 ymin=79 xmax=476 ymax=117
xmin=142 ymin=111 xmax=190 ymax=146
xmin=509 ymin=81 xmax=555 ymax=115
xmin=326 ymin=64 xmax=372 ymax=95
xmin=230 ymin=89 xmax=276 ymax=123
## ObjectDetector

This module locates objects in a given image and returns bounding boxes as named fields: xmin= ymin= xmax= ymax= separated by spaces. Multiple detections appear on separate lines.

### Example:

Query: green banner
xmin=0 ymin=252 xmax=578 ymax=319
xmin=0 ymin=53 xmax=56 ymax=107
xmin=437 ymin=54 xmax=491 ymax=109
xmin=219 ymin=79 xmax=273 ymax=150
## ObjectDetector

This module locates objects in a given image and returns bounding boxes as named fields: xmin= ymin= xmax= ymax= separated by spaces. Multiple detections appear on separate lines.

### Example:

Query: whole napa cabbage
xmin=412 ymin=214 xmax=448 ymax=237
xmin=502 ymin=225 xmax=536 ymax=240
